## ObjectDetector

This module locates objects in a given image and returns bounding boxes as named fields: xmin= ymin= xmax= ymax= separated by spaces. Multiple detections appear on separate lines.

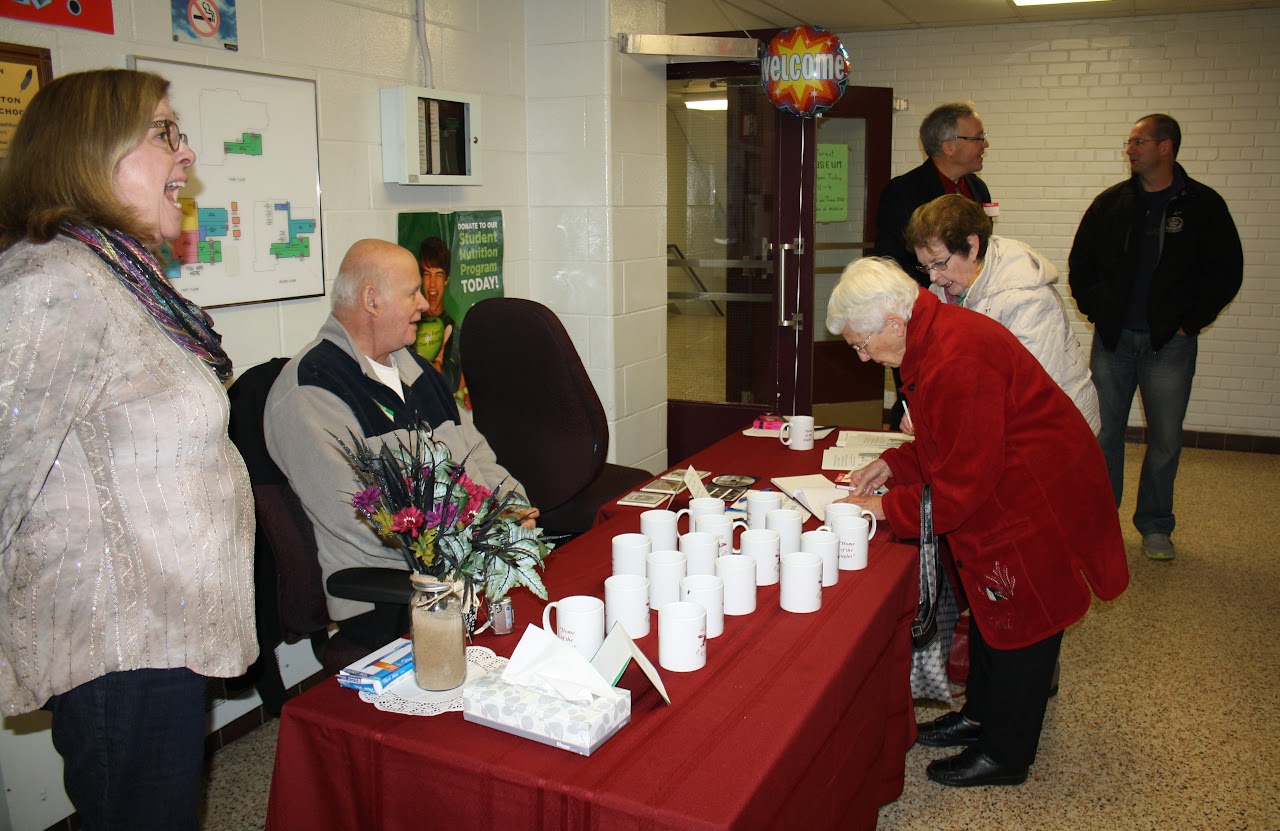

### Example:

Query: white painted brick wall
xmin=842 ymin=9 xmax=1280 ymax=437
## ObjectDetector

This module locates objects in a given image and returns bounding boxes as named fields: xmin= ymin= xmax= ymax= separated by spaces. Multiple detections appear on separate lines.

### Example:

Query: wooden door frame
xmin=665 ymin=59 xmax=893 ymax=462
xmin=812 ymin=86 xmax=895 ymax=409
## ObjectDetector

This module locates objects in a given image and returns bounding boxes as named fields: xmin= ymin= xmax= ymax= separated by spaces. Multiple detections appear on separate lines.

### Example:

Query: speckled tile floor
xmin=200 ymin=445 xmax=1280 ymax=831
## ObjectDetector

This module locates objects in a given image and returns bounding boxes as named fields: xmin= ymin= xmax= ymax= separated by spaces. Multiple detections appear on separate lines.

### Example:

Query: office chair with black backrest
xmin=227 ymin=359 xmax=412 ymax=711
xmin=460 ymin=298 xmax=651 ymax=538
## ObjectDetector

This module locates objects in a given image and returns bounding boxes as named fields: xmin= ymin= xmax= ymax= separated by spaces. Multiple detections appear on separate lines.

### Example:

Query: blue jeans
xmin=1090 ymin=329 xmax=1197 ymax=537
xmin=47 ymin=668 xmax=207 ymax=831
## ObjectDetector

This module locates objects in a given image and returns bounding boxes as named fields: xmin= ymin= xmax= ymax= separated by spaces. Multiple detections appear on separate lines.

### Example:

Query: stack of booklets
xmin=336 ymin=637 xmax=414 ymax=695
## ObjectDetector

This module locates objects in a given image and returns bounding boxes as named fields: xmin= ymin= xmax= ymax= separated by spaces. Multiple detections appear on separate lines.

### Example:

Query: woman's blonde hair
xmin=0 ymin=69 xmax=170 ymax=251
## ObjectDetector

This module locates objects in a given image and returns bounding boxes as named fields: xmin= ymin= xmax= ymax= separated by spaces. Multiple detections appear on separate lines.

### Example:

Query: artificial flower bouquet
xmin=336 ymin=425 xmax=552 ymax=612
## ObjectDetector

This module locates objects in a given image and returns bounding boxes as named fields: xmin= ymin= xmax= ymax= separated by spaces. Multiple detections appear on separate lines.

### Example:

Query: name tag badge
xmin=982 ymin=202 xmax=1000 ymax=218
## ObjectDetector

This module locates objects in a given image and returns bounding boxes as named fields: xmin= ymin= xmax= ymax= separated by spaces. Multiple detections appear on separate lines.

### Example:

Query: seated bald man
xmin=265 ymin=238 xmax=536 ymax=648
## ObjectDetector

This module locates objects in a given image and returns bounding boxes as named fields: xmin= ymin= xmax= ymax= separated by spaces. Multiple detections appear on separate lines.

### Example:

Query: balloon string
xmin=793 ymin=123 xmax=804 ymax=416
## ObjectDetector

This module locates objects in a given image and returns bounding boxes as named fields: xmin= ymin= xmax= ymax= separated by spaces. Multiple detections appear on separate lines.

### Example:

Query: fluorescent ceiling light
xmin=1012 ymin=0 xmax=1111 ymax=5
xmin=684 ymin=93 xmax=727 ymax=111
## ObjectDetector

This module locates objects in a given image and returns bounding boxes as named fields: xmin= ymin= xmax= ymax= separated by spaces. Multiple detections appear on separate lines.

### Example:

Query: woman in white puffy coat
xmin=904 ymin=194 xmax=1100 ymax=434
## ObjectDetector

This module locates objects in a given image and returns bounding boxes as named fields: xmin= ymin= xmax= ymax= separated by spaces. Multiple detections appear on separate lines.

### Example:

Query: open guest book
xmin=768 ymin=474 xmax=845 ymax=522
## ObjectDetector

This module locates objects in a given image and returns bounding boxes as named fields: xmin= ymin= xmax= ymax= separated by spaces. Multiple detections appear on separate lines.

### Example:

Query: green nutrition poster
xmin=397 ymin=209 xmax=505 ymax=410
xmin=816 ymin=144 xmax=849 ymax=224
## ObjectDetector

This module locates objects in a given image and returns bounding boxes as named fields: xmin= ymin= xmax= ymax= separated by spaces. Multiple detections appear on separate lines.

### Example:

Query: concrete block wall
xmin=841 ymin=8 xmax=1280 ymax=437
xmin=1 ymin=0 xmax=668 ymax=470
xmin=525 ymin=0 xmax=667 ymax=472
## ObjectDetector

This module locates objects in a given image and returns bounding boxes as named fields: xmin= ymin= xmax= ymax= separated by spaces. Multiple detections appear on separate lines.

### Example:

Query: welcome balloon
xmin=760 ymin=25 xmax=850 ymax=117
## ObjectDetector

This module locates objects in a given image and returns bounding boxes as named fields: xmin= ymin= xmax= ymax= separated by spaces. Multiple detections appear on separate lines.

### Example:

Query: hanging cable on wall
xmin=416 ymin=0 xmax=434 ymax=88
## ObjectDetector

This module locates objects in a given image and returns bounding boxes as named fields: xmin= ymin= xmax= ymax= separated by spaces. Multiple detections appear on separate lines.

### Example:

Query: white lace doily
xmin=358 ymin=646 xmax=508 ymax=716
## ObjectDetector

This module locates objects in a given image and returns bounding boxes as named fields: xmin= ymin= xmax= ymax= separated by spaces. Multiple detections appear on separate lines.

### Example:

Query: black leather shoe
xmin=926 ymin=747 xmax=1029 ymax=788
xmin=915 ymin=711 xmax=982 ymax=748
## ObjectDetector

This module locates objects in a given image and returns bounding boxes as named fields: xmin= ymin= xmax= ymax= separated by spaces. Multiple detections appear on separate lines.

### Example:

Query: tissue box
xmin=462 ymin=674 xmax=630 ymax=756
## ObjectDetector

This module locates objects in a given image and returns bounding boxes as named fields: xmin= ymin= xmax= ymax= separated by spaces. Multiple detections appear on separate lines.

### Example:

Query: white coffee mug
xmin=745 ymin=490 xmax=784 ymax=530
xmin=739 ymin=528 xmax=782 ymax=587
xmin=611 ymin=532 xmax=651 ymax=577
xmin=696 ymin=513 xmax=748 ymax=558
xmin=820 ymin=502 xmax=864 ymax=529
xmin=779 ymin=415 xmax=815 ymax=451
xmin=640 ymin=509 xmax=680 ymax=552
xmin=646 ymin=549 xmax=687 ymax=610
xmin=780 ymin=551 xmax=823 ymax=613
xmin=801 ymin=528 xmax=840 ymax=587
xmin=716 ymin=554 xmax=758 ymax=616
xmin=765 ymin=508 xmax=804 ymax=557
xmin=675 ymin=497 xmax=725 ymax=535
xmin=658 ymin=601 xmax=707 ymax=672
xmin=833 ymin=514 xmax=876 ymax=571
xmin=680 ymin=574 xmax=725 ymax=639
xmin=541 ymin=595 xmax=605 ymax=658
xmin=679 ymin=531 xmax=720 ymax=577
xmin=604 ymin=574 xmax=651 ymax=639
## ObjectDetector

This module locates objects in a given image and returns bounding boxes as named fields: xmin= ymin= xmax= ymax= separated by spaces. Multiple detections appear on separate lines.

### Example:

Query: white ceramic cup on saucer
xmin=716 ymin=555 xmax=757 ymax=616
xmin=780 ymin=552 xmax=823 ymax=613
xmin=680 ymin=574 xmax=724 ymax=638
xmin=801 ymin=528 xmax=840 ymax=587
xmin=739 ymin=528 xmax=782 ymax=586
xmin=640 ymin=509 xmax=679 ymax=552
xmin=745 ymin=490 xmax=784 ymax=529
xmin=541 ymin=595 xmax=605 ymax=659
xmin=833 ymin=514 xmax=876 ymax=571
xmin=779 ymin=415 xmax=815 ymax=451
xmin=646 ymin=549 xmax=687 ymax=609
xmin=604 ymin=574 xmax=651 ymax=639
xmin=679 ymin=531 xmax=720 ymax=577
xmin=611 ymin=532 xmax=651 ymax=576
xmin=658 ymin=601 xmax=707 ymax=672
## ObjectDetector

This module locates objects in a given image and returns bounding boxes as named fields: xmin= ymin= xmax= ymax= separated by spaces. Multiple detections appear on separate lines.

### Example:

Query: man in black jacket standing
xmin=874 ymin=101 xmax=994 ymax=428
xmin=1069 ymin=114 xmax=1243 ymax=561
xmin=875 ymin=102 xmax=993 ymax=283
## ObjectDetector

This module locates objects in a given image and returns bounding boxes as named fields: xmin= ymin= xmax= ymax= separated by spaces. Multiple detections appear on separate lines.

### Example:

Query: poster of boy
xmin=397 ymin=209 xmax=505 ymax=409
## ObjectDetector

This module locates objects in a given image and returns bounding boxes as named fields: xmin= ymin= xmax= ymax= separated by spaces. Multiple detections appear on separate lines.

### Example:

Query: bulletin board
xmin=132 ymin=57 xmax=324 ymax=307
xmin=0 ymin=42 xmax=52 ymax=161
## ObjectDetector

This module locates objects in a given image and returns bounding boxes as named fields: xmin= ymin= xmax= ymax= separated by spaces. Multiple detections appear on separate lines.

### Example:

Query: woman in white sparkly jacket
xmin=0 ymin=69 xmax=256 ymax=829
xmin=904 ymin=194 xmax=1100 ymax=434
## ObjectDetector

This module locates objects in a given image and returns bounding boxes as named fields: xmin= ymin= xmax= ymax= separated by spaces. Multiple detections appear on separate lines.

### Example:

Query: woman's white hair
xmin=825 ymin=257 xmax=919 ymax=337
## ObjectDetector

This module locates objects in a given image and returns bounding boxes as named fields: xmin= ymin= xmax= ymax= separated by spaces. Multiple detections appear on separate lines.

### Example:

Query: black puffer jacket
xmin=1068 ymin=164 xmax=1242 ymax=352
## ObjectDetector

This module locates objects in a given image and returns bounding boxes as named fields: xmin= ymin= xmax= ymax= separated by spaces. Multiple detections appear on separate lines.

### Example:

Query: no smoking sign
xmin=188 ymin=0 xmax=219 ymax=38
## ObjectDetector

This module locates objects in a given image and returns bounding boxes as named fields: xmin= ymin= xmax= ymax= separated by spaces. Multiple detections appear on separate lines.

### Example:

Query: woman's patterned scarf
xmin=60 ymin=222 xmax=233 ymax=382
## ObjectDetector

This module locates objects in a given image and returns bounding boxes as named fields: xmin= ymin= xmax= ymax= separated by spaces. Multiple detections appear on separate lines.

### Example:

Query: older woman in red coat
xmin=830 ymin=257 xmax=1128 ymax=788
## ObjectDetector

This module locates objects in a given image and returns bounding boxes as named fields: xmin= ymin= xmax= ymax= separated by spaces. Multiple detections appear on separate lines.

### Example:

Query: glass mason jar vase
xmin=409 ymin=573 xmax=468 ymax=690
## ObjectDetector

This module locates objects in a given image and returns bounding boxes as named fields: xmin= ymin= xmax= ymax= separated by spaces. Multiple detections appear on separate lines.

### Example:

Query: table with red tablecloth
xmin=266 ymin=429 xmax=918 ymax=831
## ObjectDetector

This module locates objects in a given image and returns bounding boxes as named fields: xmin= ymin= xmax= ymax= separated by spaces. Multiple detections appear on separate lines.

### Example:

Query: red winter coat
xmin=881 ymin=290 xmax=1128 ymax=650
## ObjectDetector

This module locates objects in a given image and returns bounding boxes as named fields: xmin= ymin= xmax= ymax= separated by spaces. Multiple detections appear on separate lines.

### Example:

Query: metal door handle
xmin=776 ymin=241 xmax=804 ymax=329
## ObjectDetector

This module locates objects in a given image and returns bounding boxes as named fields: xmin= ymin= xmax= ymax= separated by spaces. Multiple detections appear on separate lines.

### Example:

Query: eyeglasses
xmin=951 ymin=133 xmax=987 ymax=143
xmin=1124 ymin=137 xmax=1167 ymax=149
xmin=150 ymin=119 xmax=188 ymax=152
xmin=851 ymin=332 xmax=873 ymax=355
xmin=915 ymin=252 xmax=954 ymax=275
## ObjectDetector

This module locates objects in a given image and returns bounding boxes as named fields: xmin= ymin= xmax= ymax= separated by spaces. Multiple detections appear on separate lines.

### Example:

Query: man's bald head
xmin=332 ymin=239 xmax=417 ymax=315
xmin=330 ymin=239 xmax=429 ymax=365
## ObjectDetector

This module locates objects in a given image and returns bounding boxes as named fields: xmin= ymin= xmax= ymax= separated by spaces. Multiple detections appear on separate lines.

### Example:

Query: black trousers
xmin=48 ymin=668 xmax=207 ymax=831
xmin=960 ymin=622 xmax=1063 ymax=769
